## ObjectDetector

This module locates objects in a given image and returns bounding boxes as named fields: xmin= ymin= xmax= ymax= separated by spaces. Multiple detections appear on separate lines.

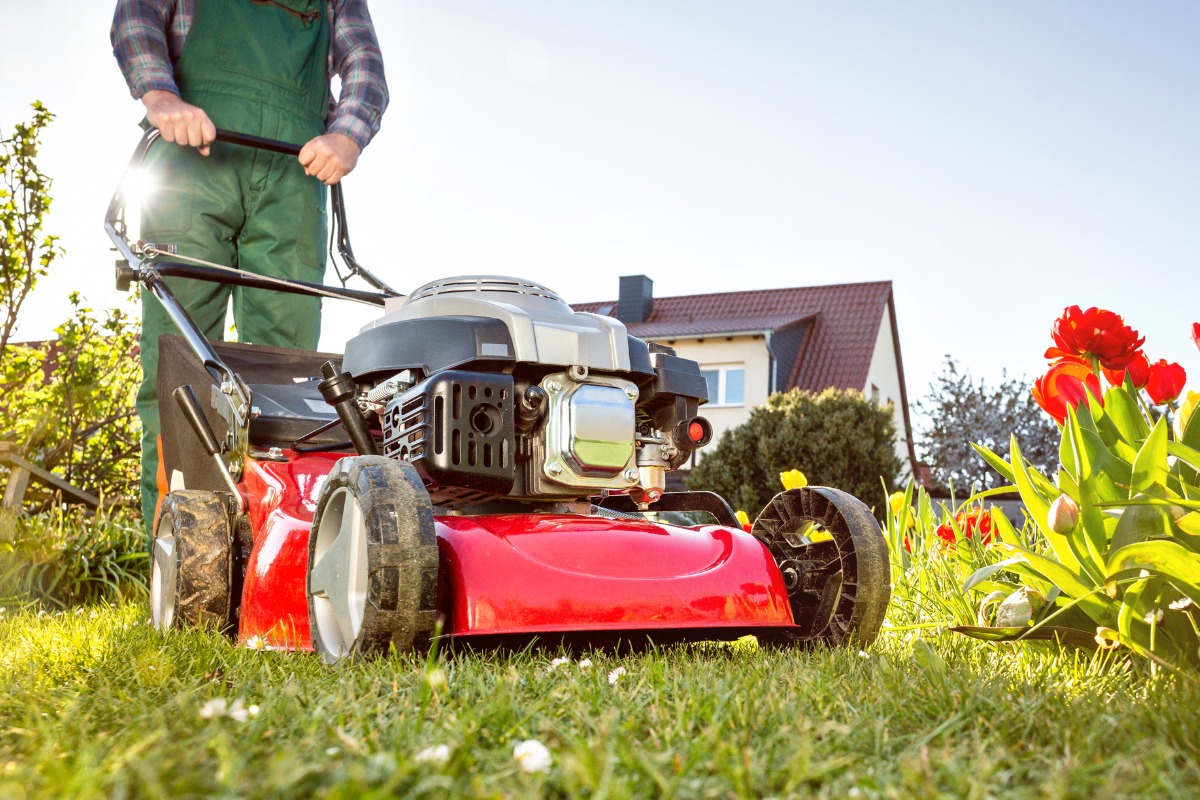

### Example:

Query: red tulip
xmin=1033 ymin=357 xmax=1103 ymax=425
xmin=1102 ymin=350 xmax=1151 ymax=389
xmin=1145 ymin=359 xmax=1187 ymax=405
xmin=1192 ymin=322 xmax=1200 ymax=353
xmin=1045 ymin=305 xmax=1145 ymax=370
xmin=935 ymin=508 xmax=995 ymax=547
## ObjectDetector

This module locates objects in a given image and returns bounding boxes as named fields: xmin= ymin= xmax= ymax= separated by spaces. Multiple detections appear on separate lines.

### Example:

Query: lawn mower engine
xmin=346 ymin=276 xmax=712 ymax=510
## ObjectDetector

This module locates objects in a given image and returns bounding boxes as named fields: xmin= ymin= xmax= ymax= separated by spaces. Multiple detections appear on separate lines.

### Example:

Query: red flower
xmin=1033 ymin=358 xmax=1104 ymax=425
xmin=1192 ymin=322 xmax=1200 ymax=353
xmin=1102 ymin=351 xmax=1151 ymax=389
xmin=935 ymin=508 xmax=995 ymax=547
xmin=1045 ymin=306 xmax=1145 ymax=370
xmin=1145 ymin=359 xmax=1187 ymax=405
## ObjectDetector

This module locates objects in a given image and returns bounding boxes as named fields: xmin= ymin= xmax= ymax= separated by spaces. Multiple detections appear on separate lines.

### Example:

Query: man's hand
xmin=142 ymin=90 xmax=216 ymax=155
xmin=298 ymin=133 xmax=361 ymax=185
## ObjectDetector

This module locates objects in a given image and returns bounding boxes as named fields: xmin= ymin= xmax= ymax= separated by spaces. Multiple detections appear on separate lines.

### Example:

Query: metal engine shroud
xmin=345 ymin=276 xmax=710 ymax=506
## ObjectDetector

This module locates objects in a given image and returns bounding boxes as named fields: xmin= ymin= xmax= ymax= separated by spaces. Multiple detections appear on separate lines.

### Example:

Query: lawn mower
xmin=105 ymin=129 xmax=891 ymax=663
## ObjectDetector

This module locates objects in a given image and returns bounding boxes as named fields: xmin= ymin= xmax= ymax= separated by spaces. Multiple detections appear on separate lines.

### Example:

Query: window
xmin=701 ymin=365 xmax=745 ymax=406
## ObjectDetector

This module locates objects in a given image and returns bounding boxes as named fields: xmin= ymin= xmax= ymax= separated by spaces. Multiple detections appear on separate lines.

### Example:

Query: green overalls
xmin=137 ymin=0 xmax=331 ymax=540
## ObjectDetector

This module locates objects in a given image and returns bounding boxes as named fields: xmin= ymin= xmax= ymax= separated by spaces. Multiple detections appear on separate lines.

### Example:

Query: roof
xmin=573 ymin=280 xmax=894 ymax=392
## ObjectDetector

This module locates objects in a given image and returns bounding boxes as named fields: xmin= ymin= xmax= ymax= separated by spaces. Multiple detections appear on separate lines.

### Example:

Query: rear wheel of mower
xmin=307 ymin=456 xmax=439 ymax=664
xmin=751 ymin=487 xmax=890 ymax=648
xmin=151 ymin=490 xmax=235 ymax=632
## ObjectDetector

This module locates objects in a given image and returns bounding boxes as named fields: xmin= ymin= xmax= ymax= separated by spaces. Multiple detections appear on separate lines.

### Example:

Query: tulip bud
xmin=735 ymin=510 xmax=751 ymax=531
xmin=888 ymin=492 xmax=907 ymax=515
xmin=1047 ymin=494 xmax=1080 ymax=534
xmin=994 ymin=587 xmax=1046 ymax=628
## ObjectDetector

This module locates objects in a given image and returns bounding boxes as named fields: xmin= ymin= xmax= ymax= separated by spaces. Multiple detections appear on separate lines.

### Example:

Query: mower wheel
xmin=751 ymin=487 xmax=890 ymax=648
xmin=307 ymin=456 xmax=439 ymax=664
xmin=151 ymin=490 xmax=236 ymax=633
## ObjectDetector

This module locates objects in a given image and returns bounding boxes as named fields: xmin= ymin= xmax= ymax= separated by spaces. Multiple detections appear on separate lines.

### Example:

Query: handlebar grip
xmin=213 ymin=129 xmax=303 ymax=157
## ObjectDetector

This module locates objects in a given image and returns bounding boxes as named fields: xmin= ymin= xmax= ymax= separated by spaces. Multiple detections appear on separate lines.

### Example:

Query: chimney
xmin=616 ymin=274 xmax=653 ymax=324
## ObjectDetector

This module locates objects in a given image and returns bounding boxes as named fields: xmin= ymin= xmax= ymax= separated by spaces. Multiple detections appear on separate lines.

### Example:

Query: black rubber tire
xmin=153 ymin=490 xmax=235 ymax=632
xmin=751 ymin=487 xmax=891 ymax=648
xmin=307 ymin=456 xmax=440 ymax=664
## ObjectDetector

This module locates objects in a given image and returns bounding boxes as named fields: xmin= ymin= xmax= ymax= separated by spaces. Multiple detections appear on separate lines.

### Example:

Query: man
xmin=111 ymin=0 xmax=389 ymax=542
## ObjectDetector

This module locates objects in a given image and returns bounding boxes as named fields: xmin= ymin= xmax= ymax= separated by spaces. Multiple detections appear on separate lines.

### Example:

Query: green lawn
xmin=2 ymin=602 xmax=1198 ymax=799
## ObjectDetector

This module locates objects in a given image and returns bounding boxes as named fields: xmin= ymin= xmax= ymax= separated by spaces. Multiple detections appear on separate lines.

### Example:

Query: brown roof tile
xmin=574 ymin=281 xmax=893 ymax=392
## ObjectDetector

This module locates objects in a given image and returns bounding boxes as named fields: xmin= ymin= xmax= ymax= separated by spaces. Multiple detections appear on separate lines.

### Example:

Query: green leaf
xmin=961 ymin=557 xmax=1026 ymax=593
xmin=949 ymin=625 xmax=1101 ymax=649
xmin=971 ymin=444 xmax=1016 ymax=485
xmin=1107 ymin=541 xmax=1200 ymax=608
xmin=1102 ymin=384 xmax=1150 ymax=444
xmin=1167 ymin=441 xmax=1200 ymax=475
xmin=1130 ymin=417 xmax=1170 ymax=497
xmin=1177 ymin=511 xmax=1200 ymax=538
xmin=997 ymin=544 xmax=1115 ymax=625
xmin=1111 ymin=500 xmax=1174 ymax=554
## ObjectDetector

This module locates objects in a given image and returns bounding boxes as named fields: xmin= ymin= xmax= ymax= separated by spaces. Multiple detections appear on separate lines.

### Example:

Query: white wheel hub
xmin=150 ymin=520 xmax=177 ymax=631
xmin=309 ymin=487 xmax=369 ymax=661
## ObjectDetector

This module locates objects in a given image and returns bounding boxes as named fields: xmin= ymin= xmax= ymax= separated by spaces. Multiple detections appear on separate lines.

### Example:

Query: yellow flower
xmin=735 ymin=510 xmax=751 ymax=528
xmin=1177 ymin=390 xmax=1200 ymax=438
xmin=888 ymin=491 xmax=915 ymax=529
xmin=780 ymin=469 xmax=808 ymax=490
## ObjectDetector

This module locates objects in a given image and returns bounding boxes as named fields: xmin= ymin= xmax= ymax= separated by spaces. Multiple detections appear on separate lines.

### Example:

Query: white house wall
xmin=861 ymin=304 xmax=909 ymax=471
xmin=653 ymin=334 xmax=771 ymax=456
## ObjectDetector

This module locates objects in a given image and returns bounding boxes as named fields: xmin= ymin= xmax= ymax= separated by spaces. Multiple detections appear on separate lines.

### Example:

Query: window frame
xmin=700 ymin=364 xmax=746 ymax=407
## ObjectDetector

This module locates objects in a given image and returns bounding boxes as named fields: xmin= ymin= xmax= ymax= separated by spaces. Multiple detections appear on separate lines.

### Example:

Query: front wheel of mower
xmin=151 ymin=490 xmax=235 ymax=632
xmin=751 ymin=487 xmax=890 ymax=648
xmin=307 ymin=456 xmax=440 ymax=664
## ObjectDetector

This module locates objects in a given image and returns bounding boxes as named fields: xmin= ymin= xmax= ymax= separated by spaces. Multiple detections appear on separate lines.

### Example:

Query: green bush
xmin=687 ymin=387 xmax=902 ymax=515
xmin=0 ymin=507 xmax=147 ymax=608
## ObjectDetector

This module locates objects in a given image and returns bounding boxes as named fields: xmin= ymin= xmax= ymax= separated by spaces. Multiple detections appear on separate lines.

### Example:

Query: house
xmin=572 ymin=275 xmax=918 ymax=477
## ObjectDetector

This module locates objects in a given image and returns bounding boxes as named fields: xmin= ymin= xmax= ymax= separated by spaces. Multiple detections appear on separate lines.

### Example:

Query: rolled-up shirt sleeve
xmin=111 ymin=0 xmax=181 ymax=99
xmin=328 ymin=0 xmax=389 ymax=149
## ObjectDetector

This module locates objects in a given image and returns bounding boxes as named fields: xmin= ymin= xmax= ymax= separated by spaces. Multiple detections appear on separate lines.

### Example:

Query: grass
xmin=2 ymin=602 xmax=1199 ymax=799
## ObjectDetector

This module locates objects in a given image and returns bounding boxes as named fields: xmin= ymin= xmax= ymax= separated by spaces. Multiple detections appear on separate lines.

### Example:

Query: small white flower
xmin=199 ymin=697 xmax=256 ymax=723
xmin=545 ymin=657 xmax=570 ymax=672
xmin=607 ymin=666 xmax=626 ymax=685
xmin=578 ymin=658 xmax=592 ymax=669
xmin=244 ymin=635 xmax=266 ymax=650
xmin=198 ymin=698 xmax=228 ymax=720
xmin=1145 ymin=609 xmax=1165 ymax=624
xmin=513 ymin=739 xmax=552 ymax=773
xmin=1170 ymin=597 xmax=1194 ymax=610
xmin=415 ymin=744 xmax=452 ymax=765
xmin=858 ymin=650 xmax=870 ymax=659
xmin=326 ymin=747 xmax=340 ymax=756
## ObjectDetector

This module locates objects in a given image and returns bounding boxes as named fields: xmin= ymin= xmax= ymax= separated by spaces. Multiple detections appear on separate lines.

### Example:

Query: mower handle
xmin=213 ymin=128 xmax=303 ymax=157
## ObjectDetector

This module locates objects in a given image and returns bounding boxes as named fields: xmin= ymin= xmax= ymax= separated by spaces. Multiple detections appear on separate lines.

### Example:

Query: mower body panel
xmin=235 ymin=452 xmax=797 ymax=649
xmin=436 ymin=514 xmax=795 ymax=636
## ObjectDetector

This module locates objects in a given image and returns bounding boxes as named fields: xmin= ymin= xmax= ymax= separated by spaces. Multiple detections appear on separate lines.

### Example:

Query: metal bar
xmin=151 ymin=261 xmax=388 ymax=306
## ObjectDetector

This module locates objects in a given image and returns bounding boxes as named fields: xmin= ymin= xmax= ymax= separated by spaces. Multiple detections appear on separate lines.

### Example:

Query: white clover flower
xmin=244 ymin=635 xmax=266 ymax=650
xmin=199 ymin=697 xmax=256 ymax=722
xmin=1144 ymin=609 xmax=1165 ymax=624
xmin=578 ymin=658 xmax=592 ymax=669
xmin=198 ymin=698 xmax=228 ymax=720
xmin=415 ymin=744 xmax=452 ymax=765
xmin=858 ymin=650 xmax=870 ymax=659
xmin=513 ymin=739 xmax=552 ymax=773
xmin=1170 ymin=597 xmax=1193 ymax=610
xmin=607 ymin=666 xmax=626 ymax=685
xmin=545 ymin=657 xmax=570 ymax=672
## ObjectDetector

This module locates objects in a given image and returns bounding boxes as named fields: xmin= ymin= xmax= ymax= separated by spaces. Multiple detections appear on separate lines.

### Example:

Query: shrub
xmin=687 ymin=387 xmax=901 ymax=515
xmin=0 ymin=507 xmax=147 ymax=608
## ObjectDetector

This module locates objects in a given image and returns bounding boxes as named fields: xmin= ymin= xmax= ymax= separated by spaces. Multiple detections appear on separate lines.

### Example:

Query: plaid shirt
xmin=111 ymin=0 xmax=388 ymax=149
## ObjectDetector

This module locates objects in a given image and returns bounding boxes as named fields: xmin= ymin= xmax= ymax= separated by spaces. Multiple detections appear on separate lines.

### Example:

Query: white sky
xmin=3 ymin=1 xmax=1198 ymax=413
